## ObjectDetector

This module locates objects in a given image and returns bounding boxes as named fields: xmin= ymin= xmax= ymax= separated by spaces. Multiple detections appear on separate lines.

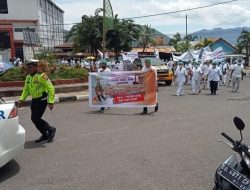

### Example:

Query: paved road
xmin=1 ymin=78 xmax=250 ymax=190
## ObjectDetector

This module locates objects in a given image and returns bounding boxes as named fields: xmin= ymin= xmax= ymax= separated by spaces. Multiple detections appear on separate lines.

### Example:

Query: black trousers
xmin=210 ymin=80 xmax=218 ymax=94
xmin=30 ymin=99 xmax=52 ymax=136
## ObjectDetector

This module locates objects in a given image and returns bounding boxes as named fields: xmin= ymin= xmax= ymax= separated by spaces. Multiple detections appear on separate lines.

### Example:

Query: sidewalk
xmin=1 ymin=83 xmax=90 ymax=106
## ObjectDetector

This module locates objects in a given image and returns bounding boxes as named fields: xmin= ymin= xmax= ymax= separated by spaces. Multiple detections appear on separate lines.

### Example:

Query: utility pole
xmin=102 ymin=0 xmax=106 ymax=59
xmin=185 ymin=14 xmax=188 ymax=51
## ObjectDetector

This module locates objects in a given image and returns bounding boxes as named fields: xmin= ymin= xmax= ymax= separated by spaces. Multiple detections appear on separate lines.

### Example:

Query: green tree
xmin=169 ymin=32 xmax=182 ymax=50
xmin=176 ymin=41 xmax=192 ymax=52
xmin=237 ymin=29 xmax=250 ymax=66
xmin=66 ymin=13 xmax=141 ymax=59
xmin=138 ymin=24 xmax=154 ymax=53
xmin=66 ymin=15 xmax=103 ymax=56
xmin=193 ymin=38 xmax=213 ymax=50
xmin=184 ymin=34 xmax=198 ymax=41
xmin=106 ymin=16 xmax=141 ymax=59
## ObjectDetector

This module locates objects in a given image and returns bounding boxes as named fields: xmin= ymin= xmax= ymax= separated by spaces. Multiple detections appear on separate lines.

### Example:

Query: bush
xmin=49 ymin=65 xmax=89 ymax=80
xmin=0 ymin=67 xmax=26 ymax=81
xmin=0 ymin=65 xmax=89 ymax=82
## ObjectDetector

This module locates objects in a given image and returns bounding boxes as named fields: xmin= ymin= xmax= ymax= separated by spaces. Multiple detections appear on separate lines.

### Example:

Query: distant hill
xmin=190 ymin=27 xmax=250 ymax=45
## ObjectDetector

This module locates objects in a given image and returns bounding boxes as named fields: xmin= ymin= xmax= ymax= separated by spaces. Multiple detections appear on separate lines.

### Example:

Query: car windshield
xmin=0 ymin=97 xmax=5 ymax=104
xmin=140 ymin=58 xmax=165 ymax=66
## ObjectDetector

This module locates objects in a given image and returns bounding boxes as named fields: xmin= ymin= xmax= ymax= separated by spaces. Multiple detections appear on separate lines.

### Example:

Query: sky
xmin=53 ymin=0 xmax=250 ymax=36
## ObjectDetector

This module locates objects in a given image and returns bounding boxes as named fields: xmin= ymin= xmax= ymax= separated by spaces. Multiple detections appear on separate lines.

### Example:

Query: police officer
xmin=18 ymin=59 xmax=56 ymax=143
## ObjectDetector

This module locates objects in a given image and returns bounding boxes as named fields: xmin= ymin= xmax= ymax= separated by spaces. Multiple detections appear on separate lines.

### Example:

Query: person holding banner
xmin=98 ymin=59 xmax=111 ymax=113
xmin=141 ymin=59 xmax=158 ymax=114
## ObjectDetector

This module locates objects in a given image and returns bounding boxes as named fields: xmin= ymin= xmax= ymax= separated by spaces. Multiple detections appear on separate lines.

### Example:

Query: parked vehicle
xmin=0 ymin=98 xmax=25 ymax=167
xmin=214 ymin=117 xmax=250 ymax=190
xmin=133 ymin=56 xmax=174 ymax=86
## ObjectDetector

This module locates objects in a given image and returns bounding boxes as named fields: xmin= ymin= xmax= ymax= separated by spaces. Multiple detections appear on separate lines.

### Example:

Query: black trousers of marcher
xmin=31 ymin=99 xmax=52 ymax=136
xmin=210 ymin=80 xmax=218 ymax=94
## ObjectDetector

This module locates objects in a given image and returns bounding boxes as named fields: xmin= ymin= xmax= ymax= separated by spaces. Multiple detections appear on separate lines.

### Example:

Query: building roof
xmin=208 ymin=37 xmax=237 ymax=51
xmin=132 ymin=46 xmax=175 ymax=53
xmin=192 ymin=37 xmax=237 ymax=52
xmin=55 ymin=42 xmax=74 ymax=48
xmin=49 ymin=0 xmax=64 ymax=13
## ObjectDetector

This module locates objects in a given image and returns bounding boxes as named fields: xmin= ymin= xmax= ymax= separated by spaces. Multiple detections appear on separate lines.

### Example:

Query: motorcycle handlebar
xmin=221 ymin=132 xmax=235 ymax=145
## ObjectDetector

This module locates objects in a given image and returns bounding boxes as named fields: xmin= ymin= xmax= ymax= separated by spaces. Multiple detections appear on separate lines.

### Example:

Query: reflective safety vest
xmin=19 ymin=73 xmax=55 ymax=104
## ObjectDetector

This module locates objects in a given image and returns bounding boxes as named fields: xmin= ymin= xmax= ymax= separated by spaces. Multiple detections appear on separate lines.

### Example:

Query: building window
xmin=0 ymin=0 xmax=8 ymax=14
xmin=15 ymin=28 xmax=35 ymax=33
xmin=0 ymin=32 xmax=10 ymax=49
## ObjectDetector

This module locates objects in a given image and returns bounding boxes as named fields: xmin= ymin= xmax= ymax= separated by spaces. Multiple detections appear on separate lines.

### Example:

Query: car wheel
xmin=165 ymin=81 xmax=172 ymax=86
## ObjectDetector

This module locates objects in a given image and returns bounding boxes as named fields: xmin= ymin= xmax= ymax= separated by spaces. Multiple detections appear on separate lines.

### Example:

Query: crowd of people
xmin=168 ymin=58 xmax=245 ymax=96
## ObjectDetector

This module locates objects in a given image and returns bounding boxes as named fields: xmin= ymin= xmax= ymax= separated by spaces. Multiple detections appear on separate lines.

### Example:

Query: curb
xmin=13 ymin=94 xmax=89 ymax=107
xmin=0 ymin=84 xmax=89 ymax=97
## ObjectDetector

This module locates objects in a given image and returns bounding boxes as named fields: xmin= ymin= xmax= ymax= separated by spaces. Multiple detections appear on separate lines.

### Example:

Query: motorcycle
xmin=214 ymin=117 xmax=250 ymax=190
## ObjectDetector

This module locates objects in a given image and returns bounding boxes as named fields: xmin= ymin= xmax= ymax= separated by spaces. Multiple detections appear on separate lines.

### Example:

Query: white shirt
xmin=192 ymin=67 xmax=203 ymax=80
xmin=175 ymin=67 xmax=187 ymax=82
xmin=222 ymin=62 xmax=229 ymax=71
xmin=232 ymin=64 xmax=244 ymax=78
xmin=202 ymin=64 xmax=209 ymax=75
xmin=98 ymin=67 xmax=111 ymax=73
xmin=208 ymin=67 xmax=222 ymax=81
xmin=167 ymin=61 xmax=174 ymax=68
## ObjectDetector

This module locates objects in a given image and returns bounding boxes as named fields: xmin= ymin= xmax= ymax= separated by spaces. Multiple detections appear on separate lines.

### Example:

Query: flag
xmin=97 ymin=49 xmax=109 ymax=59
xmin=103 ymin=0 xmax=114 ymax=32
xmin=154 ymin=49 xmax=159 ymax=59
xmin=97 ymin=49 xmax=103 ymax=58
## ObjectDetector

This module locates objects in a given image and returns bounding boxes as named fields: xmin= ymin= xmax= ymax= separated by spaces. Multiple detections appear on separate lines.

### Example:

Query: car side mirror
xmin=233 ymin=117 xmax=245 ymax=131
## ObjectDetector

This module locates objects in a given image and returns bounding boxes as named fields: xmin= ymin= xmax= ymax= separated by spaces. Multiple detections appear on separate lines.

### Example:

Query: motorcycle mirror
xmin=233 ymin=117 xmax=245 ymax=131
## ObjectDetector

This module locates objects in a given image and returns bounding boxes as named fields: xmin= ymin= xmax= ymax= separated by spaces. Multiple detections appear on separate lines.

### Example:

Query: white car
xmin=0 ymin=98 xmax=25 ymax=167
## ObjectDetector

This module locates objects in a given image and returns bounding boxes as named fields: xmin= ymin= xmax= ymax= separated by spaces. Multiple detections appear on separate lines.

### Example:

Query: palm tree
xmin=237 ymin=29 xmax=250 ymax=66
xmin=106 ymin=17 xmax=141 ymax=59
xmin=138 ymin=24 xmax=154 ymax=53
xmin=169 ymin=32 xmax=182 ymax=50
xmin=194 ymin=38 xmax=213 ymax=50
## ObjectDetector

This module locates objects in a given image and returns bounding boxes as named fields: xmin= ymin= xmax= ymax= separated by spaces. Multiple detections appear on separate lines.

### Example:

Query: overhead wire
xmin=123 ymin=0 xmax=239 ymax=19
xmin=9 ymin=0 xmax=240 ymax=28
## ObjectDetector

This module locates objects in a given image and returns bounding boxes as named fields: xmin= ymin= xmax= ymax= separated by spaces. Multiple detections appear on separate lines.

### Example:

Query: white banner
xmin=89 ymin=71 xmax=157 ymax=108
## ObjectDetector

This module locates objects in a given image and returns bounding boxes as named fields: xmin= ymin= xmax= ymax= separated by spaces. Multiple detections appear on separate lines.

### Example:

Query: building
xmin=208 ymin=37 xmax=237 ymax=55
xmin=0 ymin=0 xmax=64 ymax=61
xmin=193 ymin=37 xmax=237 ymax=55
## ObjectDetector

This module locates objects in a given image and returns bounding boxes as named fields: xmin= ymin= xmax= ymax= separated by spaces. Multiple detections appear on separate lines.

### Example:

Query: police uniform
xmin=19 ymin=59 xmax=56 ymax=143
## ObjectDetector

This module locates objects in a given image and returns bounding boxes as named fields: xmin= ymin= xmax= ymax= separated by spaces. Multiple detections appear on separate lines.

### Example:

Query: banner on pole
xmin=104 ymin=0 xmax=114 ymax=32
xmin=89 ymin=71 xmax=157 ymax=108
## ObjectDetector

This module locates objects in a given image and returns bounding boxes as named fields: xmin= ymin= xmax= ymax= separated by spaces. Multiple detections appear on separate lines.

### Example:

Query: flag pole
xmin=102 ymin=0 xmax=106 ymax=59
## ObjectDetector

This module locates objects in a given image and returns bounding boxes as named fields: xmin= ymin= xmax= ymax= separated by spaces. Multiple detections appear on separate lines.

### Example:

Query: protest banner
xmin=89 ymin=71 xmax=157 ymax=108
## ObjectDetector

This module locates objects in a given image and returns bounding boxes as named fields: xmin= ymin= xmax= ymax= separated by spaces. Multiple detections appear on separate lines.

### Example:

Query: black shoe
xmin=155 ymin=104 xmax=159 ymax=112
xmin=35 ymin=135 xmax=48 ymax=143
xmin=47 ymin=127 xmax=56 ymax=143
